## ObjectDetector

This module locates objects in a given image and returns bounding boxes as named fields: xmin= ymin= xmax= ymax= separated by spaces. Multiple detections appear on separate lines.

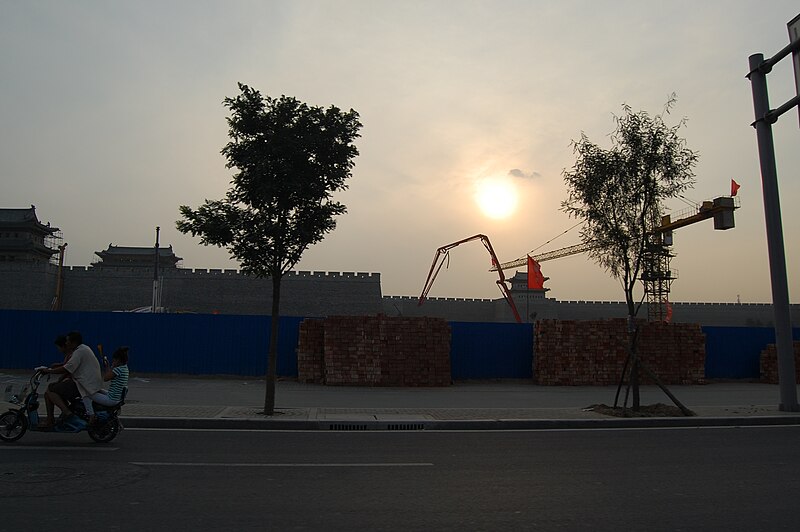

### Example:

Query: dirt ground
xmin=586 ymin=403 xmax=696 ymax=417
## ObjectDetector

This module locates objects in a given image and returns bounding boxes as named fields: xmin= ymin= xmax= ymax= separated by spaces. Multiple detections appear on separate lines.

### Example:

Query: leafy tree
xmin=177 ymin=83 xmax=362 ymax=414
xmin=561 ymin=96 xmax=697 ymax=410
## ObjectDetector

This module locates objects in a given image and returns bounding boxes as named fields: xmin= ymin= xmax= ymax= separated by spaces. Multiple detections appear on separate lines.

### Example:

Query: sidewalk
xmin=4 ymin=372 xmax=800 ymax=430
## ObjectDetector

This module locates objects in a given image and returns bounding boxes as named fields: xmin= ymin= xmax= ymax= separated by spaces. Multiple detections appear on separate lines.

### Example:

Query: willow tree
xmin=561 ymin=96 xmax=697 ymax=410
xmin=177 ymin=83 xmax=362 ymax=414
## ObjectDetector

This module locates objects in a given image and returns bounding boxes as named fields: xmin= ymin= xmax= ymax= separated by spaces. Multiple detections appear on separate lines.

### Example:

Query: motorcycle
xmin=0 ymin=368 xmax=125 ymax=443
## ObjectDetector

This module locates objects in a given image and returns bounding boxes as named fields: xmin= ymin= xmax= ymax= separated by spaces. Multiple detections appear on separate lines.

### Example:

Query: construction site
xmin=416 ymin=190 xmax=743 ymax=325
xmin=1 ymin=196 xmax=797 ymax=328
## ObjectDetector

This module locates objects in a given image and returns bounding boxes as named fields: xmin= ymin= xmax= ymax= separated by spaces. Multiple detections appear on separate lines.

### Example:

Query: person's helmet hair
xmin=66 ymin=331 xmax=83 ymax=345
xmin=112 ymin=346 xmax=129 ymax=365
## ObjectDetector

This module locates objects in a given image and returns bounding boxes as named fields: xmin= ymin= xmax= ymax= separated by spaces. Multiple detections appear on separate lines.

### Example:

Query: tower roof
xmin=94 ymin=244 xmax=182 ymax=267
xmin=0 ymin=206 xmax=59 ymax=234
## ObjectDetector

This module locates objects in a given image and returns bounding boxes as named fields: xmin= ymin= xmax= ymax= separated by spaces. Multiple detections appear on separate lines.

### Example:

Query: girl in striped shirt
xmin=88 ymin=347 xmax=129 ymax=408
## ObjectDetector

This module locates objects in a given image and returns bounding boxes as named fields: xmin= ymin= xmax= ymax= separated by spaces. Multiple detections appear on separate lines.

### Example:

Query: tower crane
xmin=489 ymin=195 xmax=740 ymax=321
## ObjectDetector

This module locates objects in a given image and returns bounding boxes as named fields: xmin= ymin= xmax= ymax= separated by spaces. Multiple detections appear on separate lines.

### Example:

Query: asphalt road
xmin=2 ymin=426 xmax=799 ymax=531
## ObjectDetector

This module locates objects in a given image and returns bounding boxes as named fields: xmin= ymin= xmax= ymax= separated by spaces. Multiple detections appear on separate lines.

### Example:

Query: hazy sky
xmin=3 ymin=1 xmax=800 ymax=304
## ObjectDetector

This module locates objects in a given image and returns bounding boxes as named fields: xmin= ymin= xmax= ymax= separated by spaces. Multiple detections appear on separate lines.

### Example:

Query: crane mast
xmin=489 ymin=195 xmax=739 ymax=321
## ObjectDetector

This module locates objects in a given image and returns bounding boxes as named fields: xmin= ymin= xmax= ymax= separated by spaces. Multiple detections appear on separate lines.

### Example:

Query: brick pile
xmin=534 ymin=319 xmax=706 ymax=385
xmin=296 ymin=315 xmax=451 ymax=386
xmin=759 ymin=342 xmax=800 ymax=383
xmin=297 ymin=319 xmax=325 ymax=384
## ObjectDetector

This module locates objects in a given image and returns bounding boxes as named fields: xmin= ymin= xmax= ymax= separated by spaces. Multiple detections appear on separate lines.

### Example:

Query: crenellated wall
xmin=0 ymin=263 xmax=382 ymax=316
xmin=384 ymin=292 xmax=800 ymax=327
xmin=1 ymin=261 xmax=798 ymax=326
xmin=0 ymin=262 xmax=57 ymax=311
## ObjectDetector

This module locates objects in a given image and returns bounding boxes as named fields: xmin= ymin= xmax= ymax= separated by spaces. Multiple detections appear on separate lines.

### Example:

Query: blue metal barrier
xmin=702 ymin=326 xmax=800 ymax=379
xmin=0 ymin=309 xmax=300 ymax=377
xmin=449 ymin=321 xmax=534 ymax=379
xmin=2 ymin=310 xmax=794 ymax=380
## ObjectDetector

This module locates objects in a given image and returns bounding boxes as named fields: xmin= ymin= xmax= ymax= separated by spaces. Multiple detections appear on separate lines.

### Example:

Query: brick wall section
xmin=297 ymin=319 xmax=326 ymax=384
xmin=296 ymin=315 xmax=451 ymax=386
xmin=759 ymin=342 xmax=800 ymax=383
xmin=534 ymin=319 xmax=706 ymax=385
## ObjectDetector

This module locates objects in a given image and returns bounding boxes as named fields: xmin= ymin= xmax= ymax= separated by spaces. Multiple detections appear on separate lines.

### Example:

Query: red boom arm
xmin=418 ymin=234 xmax=522 ymax=323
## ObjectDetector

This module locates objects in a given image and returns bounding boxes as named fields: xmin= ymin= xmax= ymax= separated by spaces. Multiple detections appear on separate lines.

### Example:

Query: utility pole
xmin=746 ymin=15 xmax=800 ymax=412
xmin=52 ymin=243 xmax=67 ymax=311
xmin=152 ymin=226 xmax=161 ymax=313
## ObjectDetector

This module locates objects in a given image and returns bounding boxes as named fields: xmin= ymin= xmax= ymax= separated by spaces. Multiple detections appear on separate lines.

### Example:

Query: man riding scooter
xmin=39 ymin=331 xmax=104 ymax=429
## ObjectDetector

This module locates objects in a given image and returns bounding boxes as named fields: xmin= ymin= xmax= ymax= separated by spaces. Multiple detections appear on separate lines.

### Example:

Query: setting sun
xmin=474 ymin=176 xmax=518 ymax=219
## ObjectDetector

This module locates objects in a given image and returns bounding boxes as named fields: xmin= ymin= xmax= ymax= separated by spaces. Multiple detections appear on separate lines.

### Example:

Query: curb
xmin=121 ymin=415 xmax=800 ymax=431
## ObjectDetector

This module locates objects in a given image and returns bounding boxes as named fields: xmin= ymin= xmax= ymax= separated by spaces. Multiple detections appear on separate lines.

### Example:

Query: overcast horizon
xmin=3 ymin=1 xmax=800 ymax=305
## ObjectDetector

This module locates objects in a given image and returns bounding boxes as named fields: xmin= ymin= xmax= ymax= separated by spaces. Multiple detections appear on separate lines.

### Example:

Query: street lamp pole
xmin=152 ymin=226 xmax=161 ymax=314
xmin=747 ymin=21 xmax=800 ymax=412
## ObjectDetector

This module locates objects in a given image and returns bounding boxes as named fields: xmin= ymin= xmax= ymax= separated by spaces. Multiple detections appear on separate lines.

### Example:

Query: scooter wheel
xmin=88 ymin=417 xmax=120 ymax=443
xmin=0 ymin=411 xmax=27 ymax=442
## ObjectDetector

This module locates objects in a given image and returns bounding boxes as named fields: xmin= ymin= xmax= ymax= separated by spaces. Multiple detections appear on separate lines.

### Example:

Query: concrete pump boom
xmin=418 ymin=234 xmax=522 ymax=323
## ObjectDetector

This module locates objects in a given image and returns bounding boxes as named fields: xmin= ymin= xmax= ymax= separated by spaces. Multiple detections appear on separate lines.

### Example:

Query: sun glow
xmin=474 ymin=176 xmax=518 ymax=219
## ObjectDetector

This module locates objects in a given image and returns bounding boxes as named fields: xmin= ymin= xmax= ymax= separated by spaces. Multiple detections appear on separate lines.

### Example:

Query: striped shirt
xmin=107 ymin=364 xmax=129 ymax=402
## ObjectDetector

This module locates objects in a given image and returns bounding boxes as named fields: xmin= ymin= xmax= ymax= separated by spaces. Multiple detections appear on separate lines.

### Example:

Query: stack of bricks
xmin=296 ymin=315 xmax=451 ymax=386
xmin=759 ymin=342 xmax=800 ymax=383
xmin=297 ymin=318 xmax=325 ymax=384
xmin=637 ymin=322 xmax=706 ymax=384
xmin=534 ymin=319 xmax=706 ymax=385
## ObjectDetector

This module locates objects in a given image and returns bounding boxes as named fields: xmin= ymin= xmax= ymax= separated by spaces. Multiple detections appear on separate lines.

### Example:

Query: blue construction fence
xmin=0 ymin=310 xmax=300 ymax=377
xmin=0 ymin=310 xmax=796 ymax=380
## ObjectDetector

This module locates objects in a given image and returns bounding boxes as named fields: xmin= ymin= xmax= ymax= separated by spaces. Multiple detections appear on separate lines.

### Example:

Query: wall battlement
xmin=385 ymin=295 xmax=493 ymax=303
xmin=1 ymin=261 xmax=797 ymax=327
xmin=63 ymin=266 xmax=379 ymax=280
xmin=0 ymin=263 xmax=382 ymax=316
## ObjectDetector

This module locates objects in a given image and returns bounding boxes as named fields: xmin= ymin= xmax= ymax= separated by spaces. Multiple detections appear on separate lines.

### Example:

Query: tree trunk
xmin=631 ymin=358 xmax=640 ymax=410
xmin=627 ymin=314 xmax=641 ymax=411
xmin=264 ymin=275 xmax=281 ymax=415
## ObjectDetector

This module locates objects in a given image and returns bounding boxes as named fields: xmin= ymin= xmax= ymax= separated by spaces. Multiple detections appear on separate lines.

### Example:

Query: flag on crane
xmin=527 ymin=256 xmax=545 ymax=290
xmin=664 ymin=299 xmax=673 ymax=323
xmin=731 ymin=179 xmax=741 ymax=196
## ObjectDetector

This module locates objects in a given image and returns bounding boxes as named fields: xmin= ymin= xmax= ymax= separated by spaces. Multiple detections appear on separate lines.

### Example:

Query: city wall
xmin=1 ymin=262 xmax=798 ymax=326
xmin=383 ymin=294 xmax=800 ymax=327
xmin=0 ymin=263 xmax=382 ymax=317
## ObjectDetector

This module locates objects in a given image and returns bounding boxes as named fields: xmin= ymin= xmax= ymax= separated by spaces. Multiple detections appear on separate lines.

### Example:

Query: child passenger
xmin=83 ymin=347 xmax=129 ymax=423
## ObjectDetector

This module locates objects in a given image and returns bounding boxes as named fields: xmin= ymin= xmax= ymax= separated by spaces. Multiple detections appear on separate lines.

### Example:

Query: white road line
xmin=130 ymin=462 xmax=434 ymax=467
xmin=125 ymin=425 xmax=800 ymax=434
xmin=1 ymin=446 xmax=119 ymax=451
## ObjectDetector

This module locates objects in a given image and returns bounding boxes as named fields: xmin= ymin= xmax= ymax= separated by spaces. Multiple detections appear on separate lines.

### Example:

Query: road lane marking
xmin=125 ymin=425 xmax=800 ymax=434
xmin=130 ymin=462 xmax=434 ymax=467
xmin=1 ymin=446 xmax=119 ymax=451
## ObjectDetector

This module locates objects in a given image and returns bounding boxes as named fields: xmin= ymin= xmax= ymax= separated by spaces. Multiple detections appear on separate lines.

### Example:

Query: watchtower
xmin=0 ymin=205 xmax=61 ymax=263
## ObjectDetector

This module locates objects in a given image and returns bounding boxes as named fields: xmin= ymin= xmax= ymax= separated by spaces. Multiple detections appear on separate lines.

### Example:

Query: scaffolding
xmin=45 ymin=229 xmax=64 ymax=265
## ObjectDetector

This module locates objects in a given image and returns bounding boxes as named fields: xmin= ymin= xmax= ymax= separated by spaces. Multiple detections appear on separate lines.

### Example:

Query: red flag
xmin=731 ymin=179 xmax=740 ymax=197
xmin=664 ymin=299 xmax=673 ymax=323
xmin=527 ymin=256 xmax=545 ymax=289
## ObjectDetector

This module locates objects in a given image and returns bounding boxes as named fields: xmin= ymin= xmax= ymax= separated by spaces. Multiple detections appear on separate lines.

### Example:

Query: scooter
xmin=0 ymin=368 xmax=125 ymax=443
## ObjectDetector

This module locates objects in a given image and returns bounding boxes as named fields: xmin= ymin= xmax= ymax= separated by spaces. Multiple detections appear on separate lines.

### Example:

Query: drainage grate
xmin=387 ymin=423 xmax=425 ymax=431
xmin=326 ymin=422 xmax=426 ymax=431
xmin=328 ymin=423 xmax=369 ymax=431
